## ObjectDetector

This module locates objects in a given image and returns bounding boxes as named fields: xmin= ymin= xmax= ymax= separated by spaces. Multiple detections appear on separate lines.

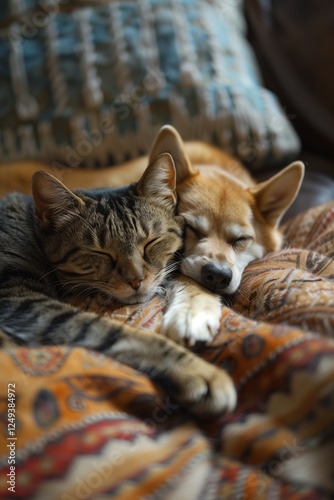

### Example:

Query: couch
xmin=0 ymin=1 xmax=334 ymax=499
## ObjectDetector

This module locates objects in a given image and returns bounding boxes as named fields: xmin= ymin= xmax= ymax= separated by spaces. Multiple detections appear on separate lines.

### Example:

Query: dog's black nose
xmin=201 ymin=263 xmax=233 ymax=293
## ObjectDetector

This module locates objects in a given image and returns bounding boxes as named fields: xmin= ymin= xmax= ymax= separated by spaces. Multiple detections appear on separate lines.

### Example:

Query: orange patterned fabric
xmin=1 ymin=202 xmax=334 ymax=499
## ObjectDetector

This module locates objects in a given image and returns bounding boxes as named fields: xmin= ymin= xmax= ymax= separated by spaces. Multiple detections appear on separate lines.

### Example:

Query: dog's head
xmin=149 ymin=126 xmax=304 ymax=295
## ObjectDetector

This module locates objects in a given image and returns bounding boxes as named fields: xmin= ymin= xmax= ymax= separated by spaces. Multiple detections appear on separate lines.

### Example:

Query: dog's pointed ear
xmin=32 ymin=171 xmax=85 ymax=229
xmin=135 ymin=152 xmax=177 ymax=210
xmin=250 ymin=161 xmax=305 ymax=227
xmin=149 ymin=125 xmax=196 ymax=183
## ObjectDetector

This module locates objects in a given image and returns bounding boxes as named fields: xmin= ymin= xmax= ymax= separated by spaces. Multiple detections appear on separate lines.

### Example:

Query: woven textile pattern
xmin=1 ymin=201 xmax=334 ymax=498
xmin=0 ymin=0 xmax=300 ymax=168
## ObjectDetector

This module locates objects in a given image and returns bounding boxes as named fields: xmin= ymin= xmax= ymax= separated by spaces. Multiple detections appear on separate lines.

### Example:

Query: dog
xmin=148 ymin=126 xmax=304 ymax=345
xmin=0 ymin=126 xmax=304 ymax=346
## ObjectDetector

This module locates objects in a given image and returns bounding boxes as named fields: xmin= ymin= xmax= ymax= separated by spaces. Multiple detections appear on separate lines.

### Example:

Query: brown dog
xmin=144 ymin=126 xmax=304 ymax=345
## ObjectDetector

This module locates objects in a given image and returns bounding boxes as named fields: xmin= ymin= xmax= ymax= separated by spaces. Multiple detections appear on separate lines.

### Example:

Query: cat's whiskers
xmin=163 ymin=261 xmax=180 ymax=278
xmin=92 ymin=290 xmax=117 ymax=313
xmin=64 ymin=280 xmax=98 ymax=295
xmin=39 ymin=267 xmax=59 ymax=282
xmin=63 ymin=279 xmax=115 ymax=302
xmin=39 ymin=275 xmax=71 ymax=297
xmin=49 ymin=279 xmax=92 ymax=302
xmin=65 ymin=281 xmax=120 ymax=312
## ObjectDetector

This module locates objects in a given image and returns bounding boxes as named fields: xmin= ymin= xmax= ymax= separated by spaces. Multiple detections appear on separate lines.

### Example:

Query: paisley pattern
xmin=1 ymin=202 xmax=334 ymax=499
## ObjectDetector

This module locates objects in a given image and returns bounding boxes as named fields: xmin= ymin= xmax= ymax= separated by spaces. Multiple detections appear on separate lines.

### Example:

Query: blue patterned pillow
xmin=0 ymin=0 xmax=300 ymax=168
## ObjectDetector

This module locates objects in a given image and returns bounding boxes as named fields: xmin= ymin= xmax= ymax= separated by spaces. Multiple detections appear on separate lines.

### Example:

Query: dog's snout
xmin=201 ymin=263 xmax=232 ymax=293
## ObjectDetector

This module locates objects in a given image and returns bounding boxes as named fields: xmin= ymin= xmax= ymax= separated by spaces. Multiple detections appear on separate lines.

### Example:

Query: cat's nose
xmin=129 ymin=279 xmax=142 ymax=291
xmin=118 ymin=265 xmax=144 ymax=290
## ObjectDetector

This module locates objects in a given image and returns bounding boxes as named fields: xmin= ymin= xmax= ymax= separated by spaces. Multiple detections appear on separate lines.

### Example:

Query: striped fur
xmin=0 ymin=153 xmax=236 ymax=415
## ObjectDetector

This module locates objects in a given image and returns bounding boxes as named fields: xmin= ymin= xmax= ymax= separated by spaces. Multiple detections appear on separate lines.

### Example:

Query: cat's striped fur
xmin=0 ymin=153 xmax=236 ymax=415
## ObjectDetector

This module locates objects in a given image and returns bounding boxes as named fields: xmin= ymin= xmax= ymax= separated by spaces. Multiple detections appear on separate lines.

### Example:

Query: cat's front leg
xmin=0 ymin=290 xmax=235 ymax=416
xmin=162 ymin=275 xmax=222 ymax=346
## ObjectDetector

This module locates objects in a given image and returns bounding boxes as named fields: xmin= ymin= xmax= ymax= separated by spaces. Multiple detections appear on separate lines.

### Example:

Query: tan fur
xmin=0 ymin=158 xmax=147 ymax=197
xmin=0 ymin=142 xmax=252 ymax=197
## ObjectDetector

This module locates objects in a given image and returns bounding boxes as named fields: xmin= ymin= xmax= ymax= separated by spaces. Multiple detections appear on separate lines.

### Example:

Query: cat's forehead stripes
xmin=86 ymin=194 xmax=147 ymax=253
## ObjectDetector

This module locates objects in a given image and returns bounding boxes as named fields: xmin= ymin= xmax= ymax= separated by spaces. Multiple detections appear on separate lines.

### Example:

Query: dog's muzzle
xmin=201 ymin=262 xmax=232 ymax=294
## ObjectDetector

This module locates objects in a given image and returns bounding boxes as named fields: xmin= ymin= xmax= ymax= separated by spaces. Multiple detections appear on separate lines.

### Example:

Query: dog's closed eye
xmin=183 ymin=214 xmax=210 ymax=241
xmin=186 ymin=224 xmax=206 ymax=240
xmin=231 ymin=236 xmax=253 ymax=249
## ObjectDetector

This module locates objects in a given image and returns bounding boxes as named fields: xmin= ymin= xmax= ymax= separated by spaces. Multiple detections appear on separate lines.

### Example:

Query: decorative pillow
xmin=0 ymin=0 xmax=300 ymax=168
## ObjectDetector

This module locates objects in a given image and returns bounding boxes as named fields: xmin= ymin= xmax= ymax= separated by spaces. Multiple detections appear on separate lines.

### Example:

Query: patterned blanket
xmin=1 ymin=202 xmax=334 ymax=500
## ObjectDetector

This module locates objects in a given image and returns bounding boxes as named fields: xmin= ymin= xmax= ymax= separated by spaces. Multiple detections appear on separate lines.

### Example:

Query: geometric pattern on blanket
xmin=1 ymin=202 xmax=334 ymax=499
xmin=235 ymin=202 xmax=334 ymax=335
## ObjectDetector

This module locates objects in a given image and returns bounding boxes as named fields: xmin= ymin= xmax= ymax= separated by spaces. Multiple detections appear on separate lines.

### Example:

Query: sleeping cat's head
xmin=32 ymin=153 xmax=184 ymax=304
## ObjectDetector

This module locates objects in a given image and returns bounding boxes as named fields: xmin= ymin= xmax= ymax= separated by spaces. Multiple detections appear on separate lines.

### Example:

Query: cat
xmin=0 ymin=152 xmax=236 ymax=416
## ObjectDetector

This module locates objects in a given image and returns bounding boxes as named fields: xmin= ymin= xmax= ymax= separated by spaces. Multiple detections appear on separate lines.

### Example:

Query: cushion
xmin=0 ymin=0 xmax=300 ymax=168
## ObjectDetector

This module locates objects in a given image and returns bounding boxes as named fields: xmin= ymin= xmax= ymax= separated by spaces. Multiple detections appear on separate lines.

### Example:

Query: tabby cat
xmin=0 ymin=153 xmax=236 ymax=415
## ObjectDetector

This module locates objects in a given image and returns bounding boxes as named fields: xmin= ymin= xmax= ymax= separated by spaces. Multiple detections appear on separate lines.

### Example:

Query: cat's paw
xmin=161 ymin=292 xmax=222 ymax=346
xmin=177 ymin=360 xmax=237 ymax=416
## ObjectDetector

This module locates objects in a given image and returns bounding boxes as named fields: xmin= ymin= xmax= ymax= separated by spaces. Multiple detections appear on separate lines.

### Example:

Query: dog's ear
xmin=149 ymin=125 xmax=196 ymax=183
xmin=250 ymin=161 xmax=305 ymax=227
xmin=135 ymin=152 xmax=177 ymax=210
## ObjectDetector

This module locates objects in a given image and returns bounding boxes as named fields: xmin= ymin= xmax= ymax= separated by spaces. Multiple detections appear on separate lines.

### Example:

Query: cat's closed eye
xmin=144 ymin=236 xmax=176 ymax=262
xmin=59 ymin=249 xmax=115 ymax=276
xmin=93 ymin=250 xmax=116 ymax=268
xmin=144 ymin=237 xmax=161 ymax=255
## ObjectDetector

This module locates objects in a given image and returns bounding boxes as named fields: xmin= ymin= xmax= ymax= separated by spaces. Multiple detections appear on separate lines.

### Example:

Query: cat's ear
xmin=149 ymin=125 xmax=196 ymax=183
xmin=135 ymin=152 xmax=177 ymax=210
xmin=32 ymin=171 xmax=85 ymax=229
xmin=249 ymin=161 xmax=305 ymax=227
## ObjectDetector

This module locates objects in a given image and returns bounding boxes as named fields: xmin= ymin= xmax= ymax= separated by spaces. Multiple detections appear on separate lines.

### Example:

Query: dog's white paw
xmin=161 ymin=293 xmax=222 ymax=346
